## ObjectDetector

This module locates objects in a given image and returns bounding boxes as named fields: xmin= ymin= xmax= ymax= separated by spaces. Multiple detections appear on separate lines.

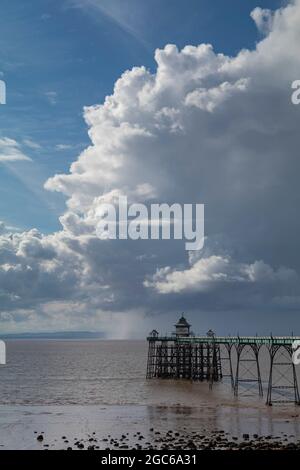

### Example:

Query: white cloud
xmin=250 ymin=7 xmax=274 ymax=35
xmin=185 ymin=78 xmax=249 ymax=112
xmin=55 ymin=144 xmax=74 ymax=150
xmin=44 ymin=91 xmax=58 ymax=105
xmin=144 ymin=256 xmax=298 ymax=294
xmin=0 ymin=138 xmax=32 ymax=163
xmin=23 ymin=139 xmax=41 ymax=150
xmin=41 ymin=13 xmax=51 ymax=21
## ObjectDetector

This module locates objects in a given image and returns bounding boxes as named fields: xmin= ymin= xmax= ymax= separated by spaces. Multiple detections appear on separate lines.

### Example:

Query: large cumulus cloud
xmin=1 ymin=1 xmax=300 ymax=335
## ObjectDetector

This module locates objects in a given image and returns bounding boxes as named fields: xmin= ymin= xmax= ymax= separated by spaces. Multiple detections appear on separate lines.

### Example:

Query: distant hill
xmin=0 ymin=331 xmax=105 ymax=340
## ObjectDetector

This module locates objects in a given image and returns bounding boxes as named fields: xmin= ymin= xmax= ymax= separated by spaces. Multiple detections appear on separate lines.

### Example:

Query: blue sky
xmin=0 ymin=0 xmax=283 ymax=233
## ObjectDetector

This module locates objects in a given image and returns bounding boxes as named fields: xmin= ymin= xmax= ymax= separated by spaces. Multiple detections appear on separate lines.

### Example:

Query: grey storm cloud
xmin=1 ymin=0 xmax=300 ymax=336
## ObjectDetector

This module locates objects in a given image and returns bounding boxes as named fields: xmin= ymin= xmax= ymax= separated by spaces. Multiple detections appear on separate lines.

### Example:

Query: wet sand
xmin=0 ymin=403 xmax=300 ymax=450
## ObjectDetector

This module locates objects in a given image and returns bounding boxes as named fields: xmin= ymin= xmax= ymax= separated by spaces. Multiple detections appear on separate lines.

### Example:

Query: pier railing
xmin=147 ymin=335 xmax=300 ymax=345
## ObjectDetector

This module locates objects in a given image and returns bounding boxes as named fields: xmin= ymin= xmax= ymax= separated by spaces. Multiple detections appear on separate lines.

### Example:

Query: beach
xmin=0 ymin=404 xmax=300 ymax=450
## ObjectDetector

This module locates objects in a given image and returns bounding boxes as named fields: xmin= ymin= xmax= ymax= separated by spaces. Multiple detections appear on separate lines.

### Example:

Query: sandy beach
xmin=1 ymin=403 xmax=300 ymax=450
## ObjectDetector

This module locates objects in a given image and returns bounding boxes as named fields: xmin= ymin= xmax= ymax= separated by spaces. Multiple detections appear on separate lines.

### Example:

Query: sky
xmin=0 ymin=0 xmax=299 ymax=337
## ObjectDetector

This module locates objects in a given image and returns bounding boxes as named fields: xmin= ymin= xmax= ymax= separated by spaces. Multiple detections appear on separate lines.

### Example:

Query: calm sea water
xmin=0 ymin=339 xmax=235 ymax=406
xmin=1 ymin=340 xmax=148 ymax=405
xmin=0 ymin=339 xmax=298 ymax=406
xmin=0 ymin=340 xmax=300 ymax=449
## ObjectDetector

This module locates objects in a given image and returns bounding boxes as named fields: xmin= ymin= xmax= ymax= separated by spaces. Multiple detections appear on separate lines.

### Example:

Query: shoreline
xmin=0 ymin=403 xmax=299 ymax=450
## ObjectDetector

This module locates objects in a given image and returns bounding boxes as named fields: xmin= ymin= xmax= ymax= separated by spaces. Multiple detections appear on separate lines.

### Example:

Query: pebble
xmin=33 ymin=428 xmax=300 ymax=451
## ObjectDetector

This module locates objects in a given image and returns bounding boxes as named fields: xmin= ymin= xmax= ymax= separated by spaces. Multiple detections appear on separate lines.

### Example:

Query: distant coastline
xmin=0 ymin=331 xmax=105 ymax=340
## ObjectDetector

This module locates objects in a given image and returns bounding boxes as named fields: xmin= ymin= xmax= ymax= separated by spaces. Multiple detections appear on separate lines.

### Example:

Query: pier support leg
xmin=221 ymin=343 xmax=234 ymax=390
xmin=267 ymin=344 xmax=300 ymax=405
xmin=234 ymin=344 xmax=263 ymax=398
xmin=146 ymin=340 xmax=156 ymax=378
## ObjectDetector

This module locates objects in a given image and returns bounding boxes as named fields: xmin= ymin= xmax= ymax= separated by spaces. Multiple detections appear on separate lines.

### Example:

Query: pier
xmin=146 ymin=316 xmax=300 ymax=405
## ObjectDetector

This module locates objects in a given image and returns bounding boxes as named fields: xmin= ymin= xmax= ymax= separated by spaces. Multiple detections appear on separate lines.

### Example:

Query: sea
xmin=0 ymin=340 xmax=299 ymax=449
